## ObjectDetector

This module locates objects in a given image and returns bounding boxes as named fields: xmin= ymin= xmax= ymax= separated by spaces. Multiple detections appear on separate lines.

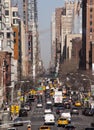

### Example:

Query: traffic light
xmin=10 ymin=105 xmax=15 ymax=114
xmin=15 ymin=105 xmax=20 ymax=114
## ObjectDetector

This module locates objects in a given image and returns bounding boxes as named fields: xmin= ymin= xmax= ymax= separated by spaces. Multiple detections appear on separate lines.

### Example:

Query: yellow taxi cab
xmin=74 ymin=100 xmax=82 ymax=107
xmin=62 ymin=95 xmax=67 ymax=99
xmin=57 ymin=118 xmax=69 ymax=126
xmin=39 ymin=125 xmax=51 ymax=130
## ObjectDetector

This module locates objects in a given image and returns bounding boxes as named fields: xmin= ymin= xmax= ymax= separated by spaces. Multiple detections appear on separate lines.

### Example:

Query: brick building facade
xmin=82 ymin=0 xmax=94 ymax=71
xmin=0 ymin=51 xmax=11 ymax=103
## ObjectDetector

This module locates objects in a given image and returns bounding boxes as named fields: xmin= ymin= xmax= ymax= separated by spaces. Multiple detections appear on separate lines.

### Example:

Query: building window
xmin=5 ymin=17 xmax=9 ymax=23
xmin=5 ymin=10 xmax=9 ymax=15
xmin=90 ymin=28 xmax=92 ymax=32
xmin=90 ymin=14 xmax=92 ymax=19
xmin=4 ymin=2 xmax=9 ymax=8
xmin=90 ymin=41 xmax=92 ymax=45
xmin=13 ymin=19 xmax=18 ymax=24
xmin=14 ymin=39 xmax=16 ymax=43
xmin=90 ymin=21 xmax=92 ymax=26
xmin=13 ymin=32 xmax=16 ymax=37
xmin=0 ymin=16 xmax=2 ymax=21
xmin=7 ymin=32 xmax=10 ymax=38
xmin=13 ymin=12 xmax=18 ymax=17
xmin=90 ymin=8 xmax=93 ymax=12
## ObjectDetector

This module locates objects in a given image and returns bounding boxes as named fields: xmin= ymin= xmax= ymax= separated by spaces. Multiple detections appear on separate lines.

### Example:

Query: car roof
xmin=7 ymin=127 xmax=17 ymax=130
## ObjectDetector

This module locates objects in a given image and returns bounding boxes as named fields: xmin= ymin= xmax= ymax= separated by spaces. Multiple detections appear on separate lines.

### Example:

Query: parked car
xmin=19 ymin=108 xmax=28 ymax=117
xmin=44 ymin=113 xmax=55 ymax=125
xmin=13 ymin=117 xmax=23 ymax=126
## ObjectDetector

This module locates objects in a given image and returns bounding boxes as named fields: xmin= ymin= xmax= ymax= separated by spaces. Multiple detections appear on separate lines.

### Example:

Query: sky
xmin=38 ymin=0 xmax=64 ymax=69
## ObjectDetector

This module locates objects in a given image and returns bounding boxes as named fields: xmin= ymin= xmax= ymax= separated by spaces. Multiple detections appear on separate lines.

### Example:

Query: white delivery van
xmin=44 ymin=113 xmax=55 ymax=125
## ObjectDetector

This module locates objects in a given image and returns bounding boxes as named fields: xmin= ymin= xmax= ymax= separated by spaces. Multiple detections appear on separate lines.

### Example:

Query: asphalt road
xmin=1 ymin=97 xmax=94 ymax=130
xmin=14 ymin=100 xmax=94 ymax=130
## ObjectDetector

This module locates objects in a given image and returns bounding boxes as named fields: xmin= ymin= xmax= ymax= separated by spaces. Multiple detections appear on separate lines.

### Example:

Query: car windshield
xmin=59 ymin=118 xmax=66 ymax=121
xmin=40 ymin=126 xmax=49 ymax=129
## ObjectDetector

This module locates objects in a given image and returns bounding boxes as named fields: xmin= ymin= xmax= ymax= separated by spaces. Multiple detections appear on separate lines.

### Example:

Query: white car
xmin=44 ymin=108 xmax=52 ymax=113
xmin=46 ymin=100 xmax=52 ymax=105
xmin=37 ymin=102 xmax=43 ymax=108
xmin=7 ymin=128 xmax=18 ymax=130
xmin=44 ymin=113 xmax=55 ymax=125
xmin=24 ymin=105 xmax=31 ymax=111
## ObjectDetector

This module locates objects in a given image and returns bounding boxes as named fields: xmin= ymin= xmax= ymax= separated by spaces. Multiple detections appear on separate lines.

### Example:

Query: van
xmin=44 ymin=113 xmax=55 ymax=125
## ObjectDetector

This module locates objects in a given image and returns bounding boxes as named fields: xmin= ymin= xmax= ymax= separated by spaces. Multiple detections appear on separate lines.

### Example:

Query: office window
xmin=5 ymin=10 xmax=9 ymax=15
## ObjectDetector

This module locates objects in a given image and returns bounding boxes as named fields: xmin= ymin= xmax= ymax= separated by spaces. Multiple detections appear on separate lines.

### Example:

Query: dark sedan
xmin=70 ymin=107 xmax=79 ymax=115
xmin=19 ymin=108 xmax=28 ymax=117
xmin=65 ymin=124 xmax=76 ymax=130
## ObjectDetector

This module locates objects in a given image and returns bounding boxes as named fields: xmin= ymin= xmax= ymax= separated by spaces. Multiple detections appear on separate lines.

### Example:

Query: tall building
xmin=82 ymin=0 xmax=94 ymax=72
xmin=0 ymin=0 xmax=15 ymax=104
xmin=51 ymin=13 xmax=56 ymax=68
xmin=55 ymin=7 xmax=63 ymax=73
xmin=12 ymin=0 xmax=40 ymax=80
xmin=72 ymin=0 xmax=82 ymax=34
xmin=22 ymin=0 xmax=40 ymax=80
xmin=61 ymin=1 xmax=78 ymax=60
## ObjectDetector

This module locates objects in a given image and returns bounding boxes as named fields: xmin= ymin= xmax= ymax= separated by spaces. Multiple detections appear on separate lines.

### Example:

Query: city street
xmin=1 ymin=94 xmax=94 ymax=130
